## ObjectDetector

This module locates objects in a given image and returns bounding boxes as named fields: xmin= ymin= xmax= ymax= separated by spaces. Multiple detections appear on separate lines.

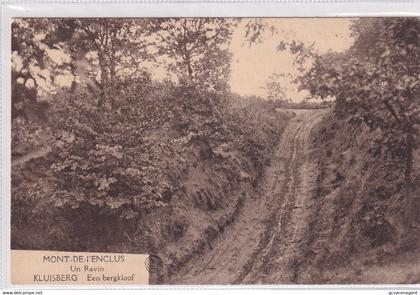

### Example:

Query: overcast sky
xmin=229 ymin=18 xmax=355 ymax=102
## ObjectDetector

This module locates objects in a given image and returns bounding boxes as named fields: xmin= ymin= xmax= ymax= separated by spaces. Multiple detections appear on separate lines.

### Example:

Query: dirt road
xmin=167 ymin=109 xmax=328 ymax=284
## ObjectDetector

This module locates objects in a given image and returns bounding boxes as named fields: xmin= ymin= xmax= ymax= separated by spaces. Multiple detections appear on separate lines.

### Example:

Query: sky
xmin=229 ymin=18 xmax=355 ymax=102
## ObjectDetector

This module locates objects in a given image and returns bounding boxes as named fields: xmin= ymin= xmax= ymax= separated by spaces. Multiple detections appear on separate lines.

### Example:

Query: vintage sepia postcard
xmin=2 ymin=1 xmax=420 ymax=290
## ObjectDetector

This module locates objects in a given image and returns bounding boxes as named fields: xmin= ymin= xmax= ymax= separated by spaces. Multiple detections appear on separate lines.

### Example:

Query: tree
xmin=271 ymin=18 xmax=420 ymax=233
xmin=44 ymin=19 xmax=152 ymax=106
xmin=243 ymin=19 xmax=279 ymax=46
xmin=12 ymin=18 xmax=153 ymax=116
xmin=288 ymin=18 xmax=420 ymax=189
xmin=147 ymin=18 xmax=237 ymax=92
xmin=11 ymin=19 xmax=62 ymax=121
xmin=264 ymin=73 xmax=287 ymax=101
xmin=280 ymin=18 xmax=420 ymax=228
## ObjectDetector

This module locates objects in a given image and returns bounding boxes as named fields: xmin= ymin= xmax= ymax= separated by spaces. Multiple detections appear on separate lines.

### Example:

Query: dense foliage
xmin=282 ymin=18 xmax=420 ymax=188
xmin=11 ymin=18 xmax=292 ymax=252
xmin=12 ymin=79 xmax=289 ymax=251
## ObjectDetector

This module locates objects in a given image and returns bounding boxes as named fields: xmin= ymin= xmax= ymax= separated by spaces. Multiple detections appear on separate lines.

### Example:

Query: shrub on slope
xmin=307 ymin=113 xmax=420 ymax=275
xmin=11 ymin=83 xmax=291 ymax=263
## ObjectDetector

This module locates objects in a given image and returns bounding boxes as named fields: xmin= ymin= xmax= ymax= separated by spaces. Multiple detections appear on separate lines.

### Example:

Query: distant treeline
xmin=270 ymin=99 xmax=334 ymax=110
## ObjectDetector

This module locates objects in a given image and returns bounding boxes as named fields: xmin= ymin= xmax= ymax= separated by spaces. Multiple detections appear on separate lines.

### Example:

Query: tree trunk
xmin=186 ymin=58 xmax=193 ymax=79
xmin=403 ymin=131 xmax=416 ymax=230
xmin=404 ymin=132 xmax=414 ymax=190
xmin=108 ymin=58 xmax=117 ymax=108
xmin=97 ymin=52 xmax=108 ymax=107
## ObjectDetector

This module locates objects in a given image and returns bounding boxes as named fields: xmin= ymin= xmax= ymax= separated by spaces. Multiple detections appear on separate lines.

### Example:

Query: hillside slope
xmin=11 ymin=94 xmax=293 ymax=283
xmin=295 ymin=113 xmax=420 ymax=283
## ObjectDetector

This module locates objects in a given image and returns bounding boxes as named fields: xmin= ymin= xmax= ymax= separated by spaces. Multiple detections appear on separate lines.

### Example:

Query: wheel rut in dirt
xmin=167 ymin=109 xmax=328 ymax=284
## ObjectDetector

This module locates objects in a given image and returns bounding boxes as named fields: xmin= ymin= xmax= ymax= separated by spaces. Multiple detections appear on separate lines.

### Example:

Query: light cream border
xmin=1 ymin=0 xmax=420 ymax=290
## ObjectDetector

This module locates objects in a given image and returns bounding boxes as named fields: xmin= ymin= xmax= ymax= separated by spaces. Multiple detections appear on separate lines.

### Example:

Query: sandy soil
xmin=167 ymin=109 xmax=327 ymax=284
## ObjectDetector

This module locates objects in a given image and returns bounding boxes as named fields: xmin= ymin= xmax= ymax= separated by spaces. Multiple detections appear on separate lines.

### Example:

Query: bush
xmin=11 ymin=80 xmax=291 ymax=252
